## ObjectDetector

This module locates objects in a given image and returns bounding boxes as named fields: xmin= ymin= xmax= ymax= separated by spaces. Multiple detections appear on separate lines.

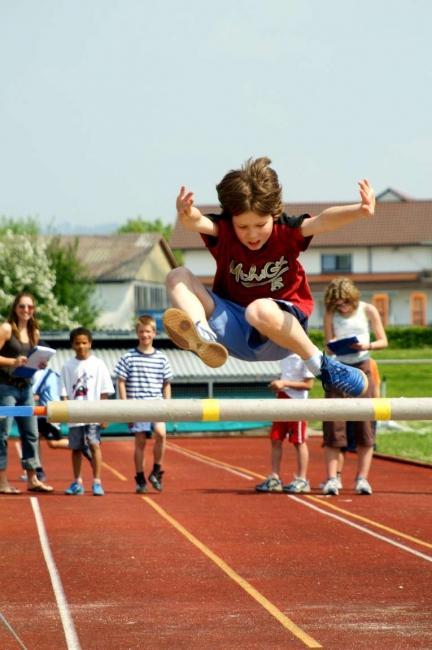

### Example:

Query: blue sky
xmin=1 ymin=0 xmax=431 ymax=233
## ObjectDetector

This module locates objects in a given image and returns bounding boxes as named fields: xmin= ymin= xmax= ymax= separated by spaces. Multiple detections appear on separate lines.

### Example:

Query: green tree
xmin=46 ymin=236 xmax=99 ymax=328
xmin=0 ymin=218 xmax=99 ymax=329
xmin=0 ymin=231 xmax=77 ymax=329
xmin=0 ymin=215 xmax=39 ymax=236
xmin=117 ymin=216 xmax=172 ymax=240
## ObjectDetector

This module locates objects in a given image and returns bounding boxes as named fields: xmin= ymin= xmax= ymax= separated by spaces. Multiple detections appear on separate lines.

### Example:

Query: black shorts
xmin=38 ymin=418 xmax=62 ymax=441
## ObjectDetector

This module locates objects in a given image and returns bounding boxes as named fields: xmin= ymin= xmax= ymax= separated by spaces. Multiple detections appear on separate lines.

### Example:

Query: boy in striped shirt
xmin=115 ymin=315 xmax=173 ymax=493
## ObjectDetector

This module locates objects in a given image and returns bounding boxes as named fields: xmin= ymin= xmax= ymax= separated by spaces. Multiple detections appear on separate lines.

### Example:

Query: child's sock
xmin=152 ymin=463 xmax=161 ymax=474
xmin=304 ymin=351 xmax=323 ymax=376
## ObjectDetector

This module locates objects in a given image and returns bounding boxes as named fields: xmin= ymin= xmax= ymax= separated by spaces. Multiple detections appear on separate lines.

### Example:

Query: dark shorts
xmin=68 ymin=424 xmax=101 ymax=450
xmin=207 ymin=291 xmax=309 ymax=362
xmin=322 ymin=359 xmax=376 ymax=449
xmin=38 ymin=418 xmax=62 ymax=441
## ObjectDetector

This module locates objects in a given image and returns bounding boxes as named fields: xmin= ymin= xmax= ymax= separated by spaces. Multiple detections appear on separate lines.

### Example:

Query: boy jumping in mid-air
xmin=163 ymin=156 xmax=375 ymax=398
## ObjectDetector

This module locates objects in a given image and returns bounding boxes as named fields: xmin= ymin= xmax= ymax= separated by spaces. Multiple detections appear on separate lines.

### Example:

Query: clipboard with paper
xmin=12 ymin=346 xmax=56 ymax=378
xmin=327 ymin=336 xmax=359 ymax=356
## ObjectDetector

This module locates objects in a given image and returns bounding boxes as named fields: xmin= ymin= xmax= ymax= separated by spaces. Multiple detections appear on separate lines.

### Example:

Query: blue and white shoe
xmin=163 ymin=308 xmax=228 ymax=368
xmin=255 ymin=476 xmax=283 ymax=493
xmin=318 ymin=355 xmax=368 ymax=397
xmin=65 ymin=481 xmax=84 ymax=495
xmin=92 ymin=482 xmax=105 ymax=496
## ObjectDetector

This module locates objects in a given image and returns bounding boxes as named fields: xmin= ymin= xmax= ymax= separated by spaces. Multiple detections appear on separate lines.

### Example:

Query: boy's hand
xmin=176 ymin=186 xmax=201 ymax=220
xmin=269 ymin=379 xmax=284 ymax=392
xmin=358 ymin=179 xmax=375 ymax=217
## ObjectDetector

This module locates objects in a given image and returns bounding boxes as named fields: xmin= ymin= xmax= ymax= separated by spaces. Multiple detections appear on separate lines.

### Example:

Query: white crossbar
xmin=46 ymin=398 xmax=432 ymax=424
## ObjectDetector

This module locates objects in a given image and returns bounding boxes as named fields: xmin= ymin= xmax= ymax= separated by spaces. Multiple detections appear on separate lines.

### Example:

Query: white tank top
xmin=331 ymin=301 xmax=370 ymax=364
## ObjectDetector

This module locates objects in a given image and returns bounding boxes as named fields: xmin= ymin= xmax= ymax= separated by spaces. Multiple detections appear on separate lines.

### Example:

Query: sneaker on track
xmin=355 ymin=477 xmax=373 ymax=495
xmin=283 ymin=477 xmax=311 ymax=494
xmin=135 ymin=473 xmax=148 ymax=494
xmin=319 ymin=476 xmax=343 ymax=490
xmin=92 ymin=482 xmax=105 ymax=496
xmin=255 ymin=476 xmax=283 ymax=493
xmin=163 ymin=308 xmax=228 ymax=368
xmin=65 ymin=481 xmax=84 ymax=495
xmin=148 ymin=470 xmax=164 ymax=492
xmin=318 ymin=355 xmax=368 ymax=397
xmin=322 ymin=477 xmax=340 ymax=496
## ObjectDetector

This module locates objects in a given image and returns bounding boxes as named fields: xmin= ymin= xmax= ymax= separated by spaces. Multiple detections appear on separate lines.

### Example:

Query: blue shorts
xmin=129 ymin=422 xmax=153 ymax=436
xmin=68 ymin=424 xmax=101 ymax=450
xmin=207 ymin=291 xmax=309 ymax=362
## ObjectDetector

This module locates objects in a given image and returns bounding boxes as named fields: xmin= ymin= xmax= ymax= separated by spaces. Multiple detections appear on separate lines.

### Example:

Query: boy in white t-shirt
xmin=61 ymin=327 xmax=114 ymax=496
xmin=255 ymin=354 xmax=314 ymax=494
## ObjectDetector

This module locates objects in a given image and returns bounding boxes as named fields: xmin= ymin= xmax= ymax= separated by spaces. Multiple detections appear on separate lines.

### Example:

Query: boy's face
xmin=232 ymin=211 xmax=274 ymax=250
xmin=136 ymin=324 xmax=155 ymax=346
xmin=72 ymin=334 xmax=92 ymax=360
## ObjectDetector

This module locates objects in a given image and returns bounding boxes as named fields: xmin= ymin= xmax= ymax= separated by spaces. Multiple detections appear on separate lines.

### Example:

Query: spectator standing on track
xmin=163 ymin=157 xmax=375 ymax=401
xmin=0 ymin=292 xmax=53 ymax=494
xmin=32 ymin=363 xmax=93 ymax=480
xmin=61 ymin=327 xmax=114 ymax=496
xmin=321 ymin=278 xmax=388 ymax=496
xmin=114 ymin=315 xmax=173 ymax=494
xmin=32 ymin=364 xmax=62 ymax=482
xmin=255 ymin=353 xmax=314 ymax=494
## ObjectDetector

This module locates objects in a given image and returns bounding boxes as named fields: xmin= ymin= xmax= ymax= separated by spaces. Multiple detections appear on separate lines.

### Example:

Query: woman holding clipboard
xmin=321 ymin=278 xmax=388 ymax=497
xmin=0 ymin=292 xmax=53 ymax=493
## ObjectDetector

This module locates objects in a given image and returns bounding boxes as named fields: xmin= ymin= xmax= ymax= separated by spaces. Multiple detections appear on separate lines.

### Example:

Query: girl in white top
xmin=322 ymin=277 xmax=388 ymax=496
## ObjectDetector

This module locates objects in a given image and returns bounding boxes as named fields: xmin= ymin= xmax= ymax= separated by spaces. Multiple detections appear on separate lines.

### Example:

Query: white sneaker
xmin=283 ymin=477 xmax=311 ymax=494
xmin=322 ymin=477 xmax=340 ymax=496
xmin=319 ymin=476 xmax=342 ymax=490
xmin=255 ymin=476 xmax=283 ymax=493
xmin=355 ymin=477 xmax=373 ymax=495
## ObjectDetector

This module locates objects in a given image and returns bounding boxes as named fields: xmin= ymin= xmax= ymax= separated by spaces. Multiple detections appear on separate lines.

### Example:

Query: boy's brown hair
xmin=216 ymin=157 xmax=283 ymax=218
xmin=136 ymin=314 xmax=156 ymax=333
xmin=324 ymin=277 xmax=361 ymax=312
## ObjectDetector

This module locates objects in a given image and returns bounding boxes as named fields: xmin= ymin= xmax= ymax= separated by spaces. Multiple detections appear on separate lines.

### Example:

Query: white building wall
xmin=183 ymin=249 xmax=432 ymax=327
xmin=371 ymin=246 xmax=432 ymax=272
xmin=94 ymin=283 xmax=135 ymax=330
xmin=183 ymin=249 xmax=217 ymax=275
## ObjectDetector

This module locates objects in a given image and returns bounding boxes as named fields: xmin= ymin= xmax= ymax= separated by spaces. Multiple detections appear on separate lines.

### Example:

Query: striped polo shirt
xmin=114 ymin=348 xmax=173 ymax=399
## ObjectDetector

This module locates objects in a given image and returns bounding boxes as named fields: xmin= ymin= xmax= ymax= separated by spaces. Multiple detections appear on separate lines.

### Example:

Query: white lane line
xmin=170 ymin=444 xmax=432 ymax=562
xmin=288 ymin=495 xmax=432 ymax=563
xmin=168 ymin=443 xmax=254 ymax=480
xmin=0 ymin=611 xmax=28 ymax=649
xmin=30 ymin=498 xmax=82 ymax=650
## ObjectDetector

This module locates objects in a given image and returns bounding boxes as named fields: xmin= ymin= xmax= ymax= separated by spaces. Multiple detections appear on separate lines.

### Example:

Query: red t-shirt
xmin=201 ymin=213 xmax=314 ymax=317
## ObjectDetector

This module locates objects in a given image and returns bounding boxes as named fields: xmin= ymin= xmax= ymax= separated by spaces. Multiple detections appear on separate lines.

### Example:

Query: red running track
xmin=1 ymin=436 xmax=431 ymax=650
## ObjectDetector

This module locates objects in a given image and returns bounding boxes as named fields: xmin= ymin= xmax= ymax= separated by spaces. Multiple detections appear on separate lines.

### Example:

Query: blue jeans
xmin=0 ymin=383 xmax=40 ymax=471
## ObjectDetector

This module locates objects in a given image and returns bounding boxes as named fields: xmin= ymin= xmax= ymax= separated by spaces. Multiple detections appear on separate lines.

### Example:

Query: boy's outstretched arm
xmin=301 ymin=179 xmax=375 ymax=237
xmin=176 ymin=186 xmax=218 ymax=236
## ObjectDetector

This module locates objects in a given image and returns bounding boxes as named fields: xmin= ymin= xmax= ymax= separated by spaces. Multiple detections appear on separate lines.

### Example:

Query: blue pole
xmin=0 ymin=406 xmax=34 ymax=417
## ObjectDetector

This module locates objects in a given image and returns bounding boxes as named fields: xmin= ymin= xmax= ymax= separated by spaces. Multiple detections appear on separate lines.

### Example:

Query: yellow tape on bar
xmin=202 ymin=399 xmax=220 ymax=421
xmin=372 ymin=398 xmax=392 ymax=420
